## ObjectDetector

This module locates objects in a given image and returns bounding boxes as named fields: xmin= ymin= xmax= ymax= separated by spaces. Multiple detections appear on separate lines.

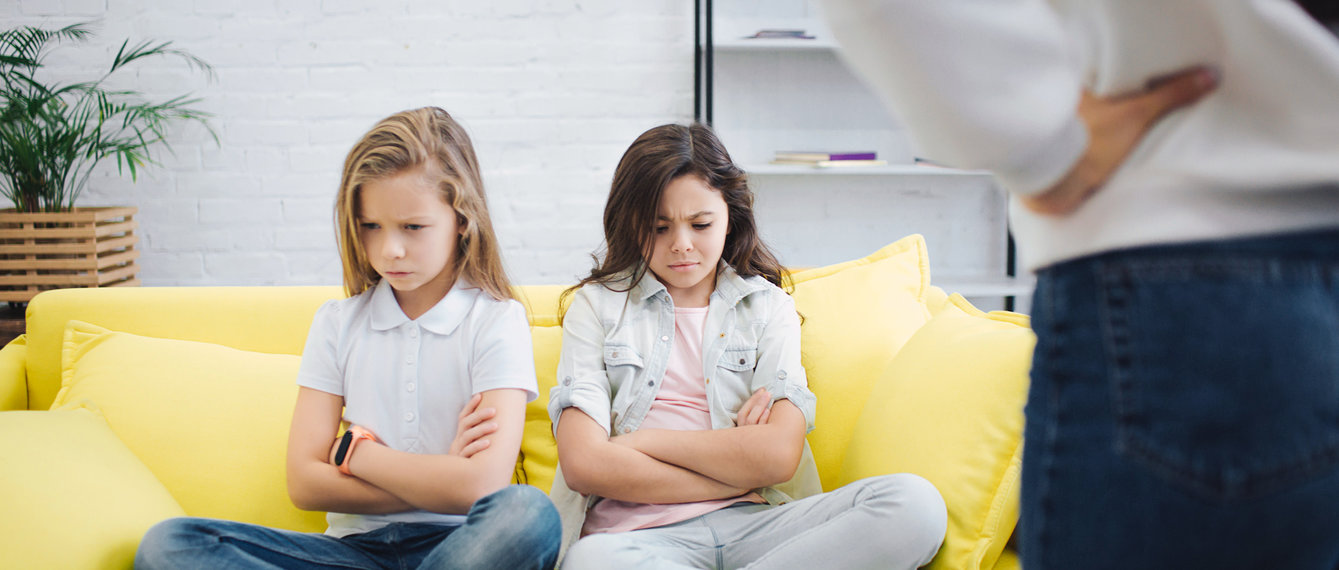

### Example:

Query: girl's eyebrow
xmin=358 ymin=214 xmax=435 ymax=223
xmin=656 ymin=211 xmax=715 ymax=221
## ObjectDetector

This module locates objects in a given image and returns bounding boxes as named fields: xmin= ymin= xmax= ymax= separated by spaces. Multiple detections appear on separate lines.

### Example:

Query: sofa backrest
xmin=23 ymin=286 xmax=345 ymax=411
xmin=22 ymin=285 xmax=573 ymax=411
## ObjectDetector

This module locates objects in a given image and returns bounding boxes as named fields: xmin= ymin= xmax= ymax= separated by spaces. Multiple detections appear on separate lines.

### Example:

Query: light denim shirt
xmin=547 ymin=263 xmax=822 ymax=554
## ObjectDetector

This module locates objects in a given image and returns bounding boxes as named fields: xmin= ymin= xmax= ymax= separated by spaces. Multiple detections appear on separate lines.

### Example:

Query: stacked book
xmin=769 ymin=151 xmax=887 ymax=168
xmin=743 ymin=29 xmax=816 ymax=40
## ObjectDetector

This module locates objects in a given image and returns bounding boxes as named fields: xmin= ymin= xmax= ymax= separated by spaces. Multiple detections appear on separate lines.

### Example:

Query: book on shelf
xmin=774 ymin=151 xmax=878 ymax=162
xmin=770 ymin=150 xmax=887 ymax=168
xmin=744 ymin=29 xmax=815 ymax=40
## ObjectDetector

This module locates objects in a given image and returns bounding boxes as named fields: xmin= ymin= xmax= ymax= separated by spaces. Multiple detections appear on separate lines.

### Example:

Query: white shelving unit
xmin=697 ymin=0 xmax=1031 ymax=311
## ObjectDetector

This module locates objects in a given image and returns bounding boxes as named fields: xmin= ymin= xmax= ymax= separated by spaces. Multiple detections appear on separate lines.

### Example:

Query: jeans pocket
xmin=1100 ymin=256 xmax=1339 ymax=501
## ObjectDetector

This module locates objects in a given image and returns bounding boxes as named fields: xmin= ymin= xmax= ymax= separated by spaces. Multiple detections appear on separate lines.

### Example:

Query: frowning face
xmin=648 ymin=174 xmax=729 ymax=308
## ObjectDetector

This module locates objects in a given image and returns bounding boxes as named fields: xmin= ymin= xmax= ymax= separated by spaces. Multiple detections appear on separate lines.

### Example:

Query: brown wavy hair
xmin=334 ymin=107 xmax=513 ymax=301
xmin=565 ymin=123 xmax=788 ymax=306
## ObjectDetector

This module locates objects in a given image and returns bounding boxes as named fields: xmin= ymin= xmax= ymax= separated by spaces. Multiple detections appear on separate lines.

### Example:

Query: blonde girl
xmin=548 ymin=123 xmax=947 ymax=569
xmin=137 ymin=107 xmax=560 ymax=570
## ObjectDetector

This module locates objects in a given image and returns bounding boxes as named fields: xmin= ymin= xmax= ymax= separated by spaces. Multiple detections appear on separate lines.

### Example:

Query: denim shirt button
xmin=611 ymin=351 xmax=620 ymax=358
xmin=777 ymin=370 xmax=788 ymax=380
xmin=563 ymin=376 xmax=573 ymax=386
xmin=647 ymin=380 xmax=654 ymax=387
xmin=660 ymin=336 xmax=669 ymax=342
xmin=739 ymin=358 xmax=746 ymax=365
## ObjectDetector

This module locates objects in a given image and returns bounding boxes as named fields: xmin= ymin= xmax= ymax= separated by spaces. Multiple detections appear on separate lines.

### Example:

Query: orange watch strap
xmin=337 ymin=425 xmax=377 ymax=476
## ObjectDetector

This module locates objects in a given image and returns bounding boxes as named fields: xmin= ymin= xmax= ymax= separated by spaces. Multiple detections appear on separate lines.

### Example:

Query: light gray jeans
xmin=562 ymin=474 xmax=946 ymax=569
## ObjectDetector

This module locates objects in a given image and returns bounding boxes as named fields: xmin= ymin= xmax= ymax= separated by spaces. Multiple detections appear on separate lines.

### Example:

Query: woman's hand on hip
xmin=1023 ymin=66 xmax=1219 ymax=216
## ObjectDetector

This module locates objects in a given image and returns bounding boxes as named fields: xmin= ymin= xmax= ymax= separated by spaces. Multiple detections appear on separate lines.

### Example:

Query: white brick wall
xmin=6 ymin=0 xmax=1018 ymax=306
xmin=7 ymin=0 xmax=694 ymax=286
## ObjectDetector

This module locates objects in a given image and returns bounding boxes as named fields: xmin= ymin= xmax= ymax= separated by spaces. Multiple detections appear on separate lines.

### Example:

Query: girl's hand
xmin=736 ymin=388 xmax=772 ymax=427
xmin=449 ymin=393 xmax=499 ymax=458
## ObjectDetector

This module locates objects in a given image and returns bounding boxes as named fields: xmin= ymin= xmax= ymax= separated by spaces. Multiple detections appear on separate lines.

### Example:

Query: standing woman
xmin=823 ymin=1 xmax=1339 ymax=568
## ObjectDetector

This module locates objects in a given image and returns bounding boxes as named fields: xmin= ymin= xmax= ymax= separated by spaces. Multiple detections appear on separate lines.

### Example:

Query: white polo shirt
xmin=296 ymin=277 xmax=538 ymax=537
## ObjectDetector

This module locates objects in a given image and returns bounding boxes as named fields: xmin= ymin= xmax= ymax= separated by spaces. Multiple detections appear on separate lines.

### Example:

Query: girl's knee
xmin=866 ymin=474 xmax=949 ymax=556
xmin=486 ymin=485 xmax=559 ymax=523
xmin=135 ymin=517 xmax=205 ymax=569
xmin=475 ymin=485 xmax=560 ymax=553
xmin=563 ymin=533 xmax=637 ymax=568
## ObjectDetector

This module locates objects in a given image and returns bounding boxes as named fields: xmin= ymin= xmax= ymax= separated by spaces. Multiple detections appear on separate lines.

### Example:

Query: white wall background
xmin=5 ymin=0 xmax=1019 ymax=309
xmin=6 ymin=0 xmax=694 ymax=286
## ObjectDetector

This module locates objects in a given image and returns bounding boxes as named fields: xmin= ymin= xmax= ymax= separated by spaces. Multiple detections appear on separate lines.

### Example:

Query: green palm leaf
xmin=0 ymin=22 xmax=214 ymax=211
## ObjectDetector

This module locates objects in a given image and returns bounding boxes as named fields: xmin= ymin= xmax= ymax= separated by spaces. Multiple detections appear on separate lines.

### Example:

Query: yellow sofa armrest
xmin=0 ymin=335 xmax=27 ymax=411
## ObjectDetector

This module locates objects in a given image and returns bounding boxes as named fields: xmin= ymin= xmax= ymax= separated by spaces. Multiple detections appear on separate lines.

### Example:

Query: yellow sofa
xmin=0 ymin=235 xmax=1032 ymax=569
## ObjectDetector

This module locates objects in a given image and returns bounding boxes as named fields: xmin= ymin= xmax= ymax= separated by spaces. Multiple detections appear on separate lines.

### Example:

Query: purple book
xmin=774 ymin=151 xmax=878 ymax=162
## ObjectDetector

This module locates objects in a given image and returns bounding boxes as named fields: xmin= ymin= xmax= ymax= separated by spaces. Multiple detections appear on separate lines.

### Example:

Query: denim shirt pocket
xmin=717 ymin=345 xmax=758 ymax=395
xmin=718 ymin=347 xmax=757 ymax=372
xmin=603 ymin=344 xmax=645 ymax=368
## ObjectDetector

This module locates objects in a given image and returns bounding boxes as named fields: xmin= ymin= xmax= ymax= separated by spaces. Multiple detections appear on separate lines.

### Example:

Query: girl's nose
xmin=671 ymin=228 xmax=693 ymax=253
xmin=383 ymin=236 xmax=405 ymax=259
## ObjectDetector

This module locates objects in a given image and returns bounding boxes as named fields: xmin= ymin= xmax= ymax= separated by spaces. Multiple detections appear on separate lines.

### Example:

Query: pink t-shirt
xmin=583 ymin=306 xmax=763 ymax=535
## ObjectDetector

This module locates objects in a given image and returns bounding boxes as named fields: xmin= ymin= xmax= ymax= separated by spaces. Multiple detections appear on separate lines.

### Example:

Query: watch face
xmin=334 ymin=430 xmax=354 ymax=465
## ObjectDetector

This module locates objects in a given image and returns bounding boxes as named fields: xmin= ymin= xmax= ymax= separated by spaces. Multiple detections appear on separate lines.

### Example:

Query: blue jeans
xmin=135 ymin=485 xmax=561 ymax=570
xmin=1020 ymin=229 xmax=1339 ymax=569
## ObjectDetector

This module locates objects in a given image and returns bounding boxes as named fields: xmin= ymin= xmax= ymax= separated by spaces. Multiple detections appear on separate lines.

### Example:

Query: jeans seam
xmin=705 ymin=517 xmax=725 ymax=570
xmin=1033 ymin=274 xmax=1064 ymax=570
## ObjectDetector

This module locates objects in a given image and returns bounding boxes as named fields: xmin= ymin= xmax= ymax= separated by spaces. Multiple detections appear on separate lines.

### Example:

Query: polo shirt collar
xmin=369 ymin=277 xmax=481 ymax=335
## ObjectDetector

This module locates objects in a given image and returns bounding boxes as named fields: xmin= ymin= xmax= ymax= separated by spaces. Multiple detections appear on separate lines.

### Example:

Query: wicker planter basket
xmin=0 ymin=207 xmax=140 ymax=303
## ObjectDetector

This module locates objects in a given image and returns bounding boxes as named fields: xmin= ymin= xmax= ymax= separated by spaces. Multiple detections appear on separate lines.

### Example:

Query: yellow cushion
xmin=23 ymin=286 xmax=342 ymax=412
xmin=520 ymin=324 xmax=563 ymax=492
xmin=514 ymin=284 xmax=569 ymax=493
xmin=0 ymin=336 xmax=26 ymax=411
xmin=0 ymin=408 xmax=186 ymax=568
xmin=51 ymin=321 xmax=327 ymax=533
xmin=840 ymin=294 xmax=1034 ymax=570
xmin=788 ymin=235 xmax=934 ymax=489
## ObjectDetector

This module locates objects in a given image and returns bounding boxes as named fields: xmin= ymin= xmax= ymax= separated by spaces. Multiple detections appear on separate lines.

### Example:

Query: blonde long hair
xmin=334 ymin=107 xmax=513 ymax=301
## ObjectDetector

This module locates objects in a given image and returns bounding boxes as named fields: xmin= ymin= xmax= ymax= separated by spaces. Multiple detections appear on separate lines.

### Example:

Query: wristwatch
xmin=334 ymin=425 xmax=376 ymax=476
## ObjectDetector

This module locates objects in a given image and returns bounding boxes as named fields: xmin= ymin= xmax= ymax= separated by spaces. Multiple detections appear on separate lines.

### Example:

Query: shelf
xmin=714 ymin=37 xmax=839 ymax=51
xmin=934 ymin=275 xmax=1035 ymax=299
xmin=744 ymin=163 xmax=992 ymax=177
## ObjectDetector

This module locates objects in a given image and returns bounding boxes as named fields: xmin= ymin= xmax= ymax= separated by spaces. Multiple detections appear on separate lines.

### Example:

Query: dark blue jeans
xmin=1019 ymin=229 xmax=1339 ymax=569
xmin=135 ymin=485 xmax=560 ymax=570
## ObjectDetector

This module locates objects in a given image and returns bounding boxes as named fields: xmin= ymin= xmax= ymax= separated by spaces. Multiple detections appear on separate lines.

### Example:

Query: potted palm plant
xmin=0 ymin=22 xmax=213 ymax=303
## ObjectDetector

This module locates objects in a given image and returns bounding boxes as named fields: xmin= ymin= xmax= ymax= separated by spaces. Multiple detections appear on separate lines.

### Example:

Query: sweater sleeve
xmin=822 ymin=0 xmax=1089 ymax=195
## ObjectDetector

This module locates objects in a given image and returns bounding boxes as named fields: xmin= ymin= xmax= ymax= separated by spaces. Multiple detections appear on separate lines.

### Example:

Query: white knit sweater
xmin=823 ymin=0 xmax=1339 ymax=270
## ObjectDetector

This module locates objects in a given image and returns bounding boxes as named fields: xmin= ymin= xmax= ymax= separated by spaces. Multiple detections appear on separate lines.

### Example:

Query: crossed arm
xmin=555 ymin=389 xmax=807 ymax=504
xmin=286 ymin=387 xmax=525 ymax=516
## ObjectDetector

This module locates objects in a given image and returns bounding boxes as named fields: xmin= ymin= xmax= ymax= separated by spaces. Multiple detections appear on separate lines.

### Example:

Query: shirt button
xmin=739 ymin=358 xmax=746 ymax=365
xmin=406 ymin=383 xmax=416 ymax=392
xmin=777 ymin=370 xmax=788 ymax=380
xmin=563 ymin=376 xmax=573 ymax=386
xmin=404 ymin=412 xmax=415 ymax=422
xmin=611 ymin=351 xmax=620 ymax=358
xmin=647 ymin=380 xmax=654 ymax=387
xmin=409 ymin=328 xmax=418 ymax=338
xmin=705 ymin=378 xmax=710 ymax=384
xmin=660 ymin=336 xmax=669 ymax=342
